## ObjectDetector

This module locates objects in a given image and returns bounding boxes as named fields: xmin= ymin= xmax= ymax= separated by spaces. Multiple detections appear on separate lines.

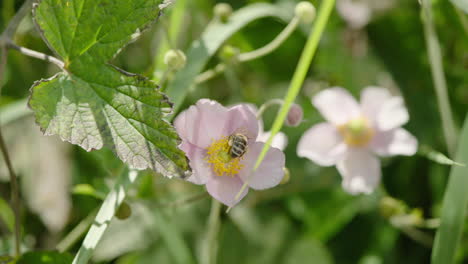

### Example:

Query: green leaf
xmin=30 ymin=0 xmax=189 ymax=178
xmin=450 ymin=0 xmax=468 ymax=14
xmin=166 ymin=3 xmax=291 ymax=113
xmin=0 ymin=197 xmax=14 ymax=233
xmin=16 ymin=251 xmax=73 ymax=264
xmin=431 ymin=116 xmax=468 ymax=264
xmin=419 ymin=145 xmax=465 ymax=167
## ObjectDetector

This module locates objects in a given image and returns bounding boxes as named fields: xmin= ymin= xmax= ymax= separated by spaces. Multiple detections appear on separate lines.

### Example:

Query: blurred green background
xmin=0 ymin=0 xmax=467 ymax=263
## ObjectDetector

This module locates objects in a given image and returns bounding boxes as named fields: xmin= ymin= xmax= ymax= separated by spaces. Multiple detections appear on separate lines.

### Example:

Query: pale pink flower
xmin=175 ymin=99 xmax=285 ymax=206
xmin=297 ymin=87 xmax=417 ymax=194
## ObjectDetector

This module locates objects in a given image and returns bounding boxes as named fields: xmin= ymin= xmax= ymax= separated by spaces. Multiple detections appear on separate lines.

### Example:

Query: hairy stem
xmin=6 ymin=41 xmax=64 ymax=69
xmin=421 ymin=0 xmax=458 ymax=156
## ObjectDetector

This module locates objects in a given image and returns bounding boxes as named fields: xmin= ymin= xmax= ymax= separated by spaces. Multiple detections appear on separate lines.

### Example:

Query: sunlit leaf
xmin=30 ymin=0 xmax=189 ymax=178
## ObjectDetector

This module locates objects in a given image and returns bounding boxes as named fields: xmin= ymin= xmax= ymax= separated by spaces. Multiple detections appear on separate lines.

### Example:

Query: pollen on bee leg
xmin=205 ymin=136 xmax=243 ymax=177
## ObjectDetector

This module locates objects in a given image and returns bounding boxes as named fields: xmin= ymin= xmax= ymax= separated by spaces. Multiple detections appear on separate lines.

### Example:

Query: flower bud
xmin=214 ymin=3 xmax=232 ymax=23
xmin=280 ymin=167 xmax=290 ymax=184
xmin=219 ymin=45 xmax=240 ymax=63
xmin=285 ymin=103 xmax=303 ymax=127
xmin=164 ymin=49 xmax=187 ymax=71
xmin=115 ymin=202 xmax=132 ymax=220
xmin=295 ymin=1 xmax=316 ymax=24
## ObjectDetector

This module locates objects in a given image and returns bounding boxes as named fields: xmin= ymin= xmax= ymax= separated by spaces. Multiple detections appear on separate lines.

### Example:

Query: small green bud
xmin=295 ymin=1 xmax=316 ymax=24
xmin=219 ymin=45 xmax=240 ymax=63
xmin=280 ymin=167 xmax=290 ymax=184
xmin=285 ymin=103 xmax=303 ymax=127
xmin=115 ymin=202 xmax=132 ymax=220
xmin=164 ymin=49 xmax=187 ymax=70
xmin=214 ymin=3 xmax=233 ymax=23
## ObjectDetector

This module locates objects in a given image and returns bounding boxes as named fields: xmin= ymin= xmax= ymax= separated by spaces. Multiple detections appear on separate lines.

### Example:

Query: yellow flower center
xmin=205 ymin=136 xmax=243 ymax=177
xmin=337 ymin=117 xmax=374 ymax=147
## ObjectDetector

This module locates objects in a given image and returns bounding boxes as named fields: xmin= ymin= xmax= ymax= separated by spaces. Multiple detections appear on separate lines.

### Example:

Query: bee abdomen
xmin=229 ymin=134 xmax=248 ymax=158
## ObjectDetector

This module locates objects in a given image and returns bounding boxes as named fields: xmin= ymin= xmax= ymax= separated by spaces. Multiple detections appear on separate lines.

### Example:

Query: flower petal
xmin=238 ymin=142 xmax=285 ymax=190
xmin=376 ymin=97 xmax=409 ymax=131
xmin=360 ymin=86 xmax=392 ymax=123
xmin=297 ymin=123 xmax=347 ymax=166
xmin=336 ymin=149 xmax=381 ymax=195
xmin=179 ymin=141 xmax=214 ymax=184
xmin=205 ymin=176 xmax=248 ymax=206
xmin=174 ymin=99 xmax=229 ymax=148
xmin=370 ymin=128 xmax=418 ymax=157
xmin=257 ymin=130 xmax=288 ymax=151
xmin=312 ymin=88 xmax=361 ymax=125
xmin=223 ymin=104 xmax=259 ymax=143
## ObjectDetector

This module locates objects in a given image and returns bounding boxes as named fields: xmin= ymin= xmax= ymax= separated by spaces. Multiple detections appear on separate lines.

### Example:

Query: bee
xmin=228 ymin=133 xmax=248 ymax=158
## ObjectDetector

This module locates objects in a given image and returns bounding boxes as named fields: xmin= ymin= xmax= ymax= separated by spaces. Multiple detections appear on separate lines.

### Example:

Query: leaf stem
xmin=195 ymin=17 xmax=300 ymax=84
xmin=421 ymin=0 xmax=458 ymax=156
xmin=201 ymin=199 xmax=222 ymax=264
xmin=6 ymin=41 xmax=65 ymax=69
xmin=233 ymin=0 xmax=336 ymax=204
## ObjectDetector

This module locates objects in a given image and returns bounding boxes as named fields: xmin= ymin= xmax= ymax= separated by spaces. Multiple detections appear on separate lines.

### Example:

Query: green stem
xmin=195 ymin=17 xmax=300 ymax=84
xmin=421 ymin=0 xmax=458 ymax=156
xmin=238 ymin=17 xmax=299 ymax=62
xmin=234 ymin=0 xmax=336 ymax=203
xmin=201 ymin=199 xmax=222 ymax=264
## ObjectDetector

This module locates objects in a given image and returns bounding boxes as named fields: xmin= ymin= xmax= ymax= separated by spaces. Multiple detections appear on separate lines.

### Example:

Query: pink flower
xmin=175 ymin=99 xmax=285 ymax=206
xmin=297 ymin=87 xmax=417 ymax=194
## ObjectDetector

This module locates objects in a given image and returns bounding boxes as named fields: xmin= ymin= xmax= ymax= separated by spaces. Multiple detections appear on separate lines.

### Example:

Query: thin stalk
xmin=201 ymin=199 xmax=222 ymax=264
xmin=238 ymin=17 xmax=299 ymax=62
xmin=421 ymin=0 xmax=457 ymax=156
xmin=195 ymin=17 xmax=300 ymax=84
xmin=234 ymin=0 xmax=336 ymax=203
xmin=0 ymin=128 xmax=20 ymax=256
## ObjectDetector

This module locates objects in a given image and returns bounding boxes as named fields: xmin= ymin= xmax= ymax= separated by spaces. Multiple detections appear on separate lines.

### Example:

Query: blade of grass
xmin=421 ymin=0 xmax=458 ymax=156
xmin=431 ymin=116 xmax=468 ymax=264
xmin=72 ymin=169 xmax=138 ymax=264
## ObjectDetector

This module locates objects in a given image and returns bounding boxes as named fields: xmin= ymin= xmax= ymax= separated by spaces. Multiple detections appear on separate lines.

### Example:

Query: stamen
xmin=337 ymin=117 xmax=374 ymax=147
xmin=205 ymin=136 xmax=243 ymax=176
